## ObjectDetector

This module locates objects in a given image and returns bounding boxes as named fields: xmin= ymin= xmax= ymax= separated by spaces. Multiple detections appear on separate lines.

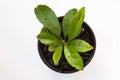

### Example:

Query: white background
xmin=0 ymin=0 xmax=120 ymax=80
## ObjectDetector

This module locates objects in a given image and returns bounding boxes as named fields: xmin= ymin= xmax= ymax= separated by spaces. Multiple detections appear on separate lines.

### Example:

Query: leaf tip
xmin=75 ymin=64 xmax=84 ymax=70
xmin=79 ymin=6 xmax=85 ymax=15
xmin=37 ymin=34 xmax=40 ymax=39
xmin=53 ymin=56 xmax=58 ymax=65
xmin=88 ymin=44 xmax=94 ymax=51
xmin=81 ymin=6 xmax=85 ymax=11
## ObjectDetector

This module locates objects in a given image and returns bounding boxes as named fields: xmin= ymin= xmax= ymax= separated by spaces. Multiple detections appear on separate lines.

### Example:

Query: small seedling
xmin=34 ymin=5 xmax=93 ymax=70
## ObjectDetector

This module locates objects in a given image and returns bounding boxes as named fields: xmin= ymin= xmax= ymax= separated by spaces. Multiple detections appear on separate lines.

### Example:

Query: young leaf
xmin=70 ymin=39 xmax=93 ymax=52
xmin=48 ymin=45 xmax=57 ymax=52
xmin=53 ymin=45 xmax=63 ymax=65
xmin=48 ymin=45 xmax=55 ymax=52
xmin=68 ymin=7 xmax=85 ymax=41
xmin=64 ymin=45 xmax=84 ymax=70
xmin=37 ymin=31 xmax=62 ymax=45
xmin=62 ymin=8 xmax=77 ymax=37
xmin=34 ymin=5 xmax=61 ymax=36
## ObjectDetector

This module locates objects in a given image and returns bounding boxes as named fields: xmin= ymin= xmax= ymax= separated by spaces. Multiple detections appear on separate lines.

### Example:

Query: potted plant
xmin=34 ymin=5 xmax=96 ymax=73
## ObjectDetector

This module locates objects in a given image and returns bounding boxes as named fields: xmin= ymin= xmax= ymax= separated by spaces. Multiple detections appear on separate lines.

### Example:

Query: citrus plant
xmin=34 ymin=5 xmax=93 ymax=70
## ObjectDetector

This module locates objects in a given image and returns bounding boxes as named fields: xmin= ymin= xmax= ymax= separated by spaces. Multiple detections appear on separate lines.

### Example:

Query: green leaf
xmin=40 ymin=27 xmax=50 ymax=34
xmin=37 ymin=31 xmax=62 ymax=45
xmin=64 ymin=45 xmax=84 ymax=70
xmin=34 ymin=5 xmax=61 ymax=36
xmin=48 ymin=45 xmax=57 ymax=52
xmin=53 ymin=45 xmax=63 ymax=65
xmin=62 ymin=8 xmax=77 ymax=37
xmin=68 ymin=7 xmax=85 ymax=41
xmin=70 ymin=39 xmax=93 ymax=52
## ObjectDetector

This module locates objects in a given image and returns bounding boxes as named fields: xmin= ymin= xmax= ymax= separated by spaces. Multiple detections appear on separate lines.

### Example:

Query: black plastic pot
xmin=38 ymin=16 xmax=96 ymax=73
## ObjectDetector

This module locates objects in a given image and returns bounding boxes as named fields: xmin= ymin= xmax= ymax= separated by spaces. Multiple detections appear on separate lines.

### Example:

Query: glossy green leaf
xmin=34 ymin=5 xmax=61 ymax=36
xmin=37 ymin=31 xmax=62 ymax=45
xmin=62 ymin=9 xmax=77 ymax=37
xmin=53 ymin=45 xmax=63 ymax=65
xmin=64 ymin=45 xmax=83 ymax=70
xmin=68 ymin=7 xmax=85 ymax=41
xmin=70 ymin=39 xmax=93 ymax=52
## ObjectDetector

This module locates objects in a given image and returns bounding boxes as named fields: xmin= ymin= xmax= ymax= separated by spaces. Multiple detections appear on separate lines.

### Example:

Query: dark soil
xmin=38 ymin=16 xmax=96 ymax=73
